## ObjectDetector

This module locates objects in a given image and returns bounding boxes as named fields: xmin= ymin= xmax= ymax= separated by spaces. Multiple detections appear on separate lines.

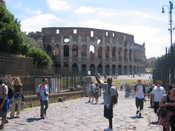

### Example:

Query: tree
xmin=0 ymin=4 xmax=53 ymax=67
xmin=0 ymin=4 xmax=23 ymax=53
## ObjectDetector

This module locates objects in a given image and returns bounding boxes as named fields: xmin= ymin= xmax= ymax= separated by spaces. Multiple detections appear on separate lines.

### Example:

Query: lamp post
xmin=162 ymin=1 xmax=174 ymax=84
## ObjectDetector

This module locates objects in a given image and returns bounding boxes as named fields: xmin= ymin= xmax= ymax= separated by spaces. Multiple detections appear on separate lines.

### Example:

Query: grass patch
xmin=113 ymin=79 xmax=152 ymax=87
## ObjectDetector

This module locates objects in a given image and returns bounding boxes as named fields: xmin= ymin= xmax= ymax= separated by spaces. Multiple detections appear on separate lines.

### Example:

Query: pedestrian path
xmin=4 ymin=91 xmax=162 ymax=131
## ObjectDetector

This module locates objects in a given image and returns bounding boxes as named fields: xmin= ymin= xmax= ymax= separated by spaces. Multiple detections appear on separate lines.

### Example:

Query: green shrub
xmin=27 ymin=47 xmax=53 ymax=67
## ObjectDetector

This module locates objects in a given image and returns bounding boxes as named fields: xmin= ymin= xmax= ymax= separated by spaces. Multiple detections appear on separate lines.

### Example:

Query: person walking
xmin=151 ymin=80 xmax=166 ymax=119
xmin=159 ymin=85 xmax=175 ymax=131
xmin=10 ymin=77 xmax=24 ymax=118
xmin=134 ymin=80 xmax=146 ymax=118
xmin=36 ymin=78 xmax=49 ymax=119
xmin=0 ymin=79 xmax=9 ymax=129
xmin=96 ymin=76 xmax=118 ymax=131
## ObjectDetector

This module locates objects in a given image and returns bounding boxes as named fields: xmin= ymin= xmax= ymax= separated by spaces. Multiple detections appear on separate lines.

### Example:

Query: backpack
xmin=111 ymin=86 xmax=119 ymax=105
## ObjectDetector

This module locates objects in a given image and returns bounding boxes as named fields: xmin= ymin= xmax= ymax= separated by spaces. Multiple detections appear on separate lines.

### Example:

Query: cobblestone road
xmin=4 ymin=91 xmax=162 ymax=131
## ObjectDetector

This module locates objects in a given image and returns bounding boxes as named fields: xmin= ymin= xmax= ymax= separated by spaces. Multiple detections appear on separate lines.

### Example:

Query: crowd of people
xmin=0 ymin=77 xmax=49 ymax=129
xmin=1 ymin=74 xmax=175 ymax=131
xmin=0 ymin=77 xmax=24 ymax=129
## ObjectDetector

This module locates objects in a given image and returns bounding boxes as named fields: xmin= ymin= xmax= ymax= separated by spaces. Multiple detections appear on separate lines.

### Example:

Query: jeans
xmin=40 ymin=100 xmax=48 ymax=117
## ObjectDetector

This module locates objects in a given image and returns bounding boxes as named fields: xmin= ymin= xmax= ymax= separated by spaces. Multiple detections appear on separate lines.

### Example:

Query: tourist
xmin=96 ymin=76 xmax=118 ymax=131
xmin=0 ymin=79 xmax=9 ymax=129
xmin=134 ymin=80 xmax=146 ymax=117
xmin=159 ymin=85 xmax=175 ymax=131
xmin=87 ymin=81 xmax=95 ymax=103
xmin=36 ymin=78 xmax=49 ymax=119
xmin=151 ymin=80 xmax=166 ymax=117
xmin=10 ymin=77 xmax=24 ymax=118
xmin=93 ymin=83 xmax=100 ymax=104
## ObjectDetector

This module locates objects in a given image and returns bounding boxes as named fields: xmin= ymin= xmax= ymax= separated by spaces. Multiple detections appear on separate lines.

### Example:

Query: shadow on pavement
xmin=150 ymin=121 xmax=159 ymax=125
xmin=26 ymin=117 xmax=42 ymax=122
xmin=130 ymin=116 xmax=144 ymax=119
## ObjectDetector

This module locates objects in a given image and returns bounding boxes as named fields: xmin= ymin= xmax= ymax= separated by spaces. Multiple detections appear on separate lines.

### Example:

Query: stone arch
xmin=64 ymin=45 xmax=69 ymax=57
xmin=112 ymin=65 xmax=116 ymax=75
xmin=112 ymin=47 xmax=116 ymax=58
xmin=118 ymin=65 xmax=122 ymax=75
xmin=81 ymin=45 xmax=87 ymax=57
xmin=63 ymin=63 xmax=69 ymax=72
xmin=118 ymin=47 xmax=122 ymax=61
xmin=81 ymin=64 xmax=87 ymax=75
xmin=124 ymin=48 xmax=128 ymax=61
xmin=97 ymin=64 xmax=103 ymax=74
xmin=105 ymin=65 xmax=110 ymax=75
xmin=72 ymin=45 xmax=78 ymax=57
xmin=129 ymin=49 xmax=132 ymax=61
xmin=89 ymin=45 xmax=95 ymax=58
xmin=98 ymin=47 xmax=102 ymax=58
xmin=89 ymin=64 xmax=96 ymax=75
xmin=129 ymin=65 xmax=132 ymax=74
xmin=105 ymin=46 xmax=110 ymax=58
xmin=124 ymin=65 xmax=128 ymax=75
xmin=72 ymin=63 xmax=79 ymax=73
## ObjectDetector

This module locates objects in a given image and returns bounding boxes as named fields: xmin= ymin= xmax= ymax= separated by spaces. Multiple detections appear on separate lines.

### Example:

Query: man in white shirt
xmin=96 ymin=76 xmax=118 ymax=131
xmin=151 ymin=80 xmax=166 ymax=115
xmin=134 ymin=80 xmax=145 ymax=117
xmin=36 ymin=78 xmax=49 ymax=119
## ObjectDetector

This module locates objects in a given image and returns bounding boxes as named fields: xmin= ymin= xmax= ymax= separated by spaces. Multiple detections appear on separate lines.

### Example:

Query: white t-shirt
xmin=151 ymin=86 xmax=166 ymax=102
xmin=101 ymin=83 xmax=117 ymax=105
xmin=135 ymin=84 xmax=145 ymax=99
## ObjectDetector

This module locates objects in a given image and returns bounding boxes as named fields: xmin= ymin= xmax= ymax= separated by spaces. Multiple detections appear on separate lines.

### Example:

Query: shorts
xmin=104 ymin=105 xmax=113 ymax=119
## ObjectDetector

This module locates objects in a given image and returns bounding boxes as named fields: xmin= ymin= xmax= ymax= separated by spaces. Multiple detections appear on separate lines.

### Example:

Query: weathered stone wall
xmin=29 ymin=27 xmax=146 ymax=75
xmin=0 ymin=53 xmax=54 ymax=94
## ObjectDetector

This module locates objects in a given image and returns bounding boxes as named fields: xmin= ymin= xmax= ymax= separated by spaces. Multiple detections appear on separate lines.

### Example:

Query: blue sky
xmin=5 ymin=0 xmax=175 ymax=58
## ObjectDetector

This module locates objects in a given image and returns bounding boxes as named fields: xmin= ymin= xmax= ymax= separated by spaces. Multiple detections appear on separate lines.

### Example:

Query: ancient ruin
xmin=29 ymin=27 xmax=146 ymax=75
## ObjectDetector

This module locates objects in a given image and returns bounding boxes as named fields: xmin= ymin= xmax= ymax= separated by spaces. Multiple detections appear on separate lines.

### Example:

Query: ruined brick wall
xmin=30 ymin=27 xmax=145 ymax=75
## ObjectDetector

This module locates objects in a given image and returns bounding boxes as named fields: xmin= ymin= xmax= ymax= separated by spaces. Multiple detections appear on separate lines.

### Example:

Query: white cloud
xmin=21 ymin=13 xmax=62 ymax=32
xmin=73 ymin=6 xmax=169 ymax=58
xmin=47 ymin=0 xmax=71 ymax=11
xmin=75 ymin=6 xmax=97 ymax=14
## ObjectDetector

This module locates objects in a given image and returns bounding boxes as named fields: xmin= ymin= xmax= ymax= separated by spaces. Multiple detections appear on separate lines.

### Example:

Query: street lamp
xmin=162 ymin=1 xmax=174 ymax=84
xmin=162 ymin=1 xmax=174 ymax=47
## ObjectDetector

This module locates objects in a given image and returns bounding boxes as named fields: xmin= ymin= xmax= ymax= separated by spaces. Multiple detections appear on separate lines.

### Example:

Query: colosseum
xmin=29 ymin=27 xmax=146 ymax=76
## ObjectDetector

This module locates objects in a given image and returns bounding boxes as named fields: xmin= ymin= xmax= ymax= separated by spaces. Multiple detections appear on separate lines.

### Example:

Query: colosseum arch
xmin=81 ymin=64 xmax=87 ymax=75
xmin=105 ymin=46 xmax=110 ymax=58
xmin=112 ymin=65 xmax=116 ymax=75
xmin=89 ymin=45 xmax=95 ymax=58
xmin=105 ymin=65 xmax=110 ymax=75
xmin=72 ymin=63 xmax=79 ymax=73
xmin=72 ymin=45 xmax=78 ymax=57
xmin=97 ymin=64 xmax=103 ymax=75
xmin=81 ymin=45 xmax=87 ymax=57
xmin=90 ymin=64 xmax=96 ymax=75
xmin=98 ymin=47 xmax=102 ymax=58
xmin=112 ymin=47 xmax=116 ymax=58
xmin=118 ymin=65 xmax=121 ymax=75
xmin=63 ymin=45 xmax=69 ymax=57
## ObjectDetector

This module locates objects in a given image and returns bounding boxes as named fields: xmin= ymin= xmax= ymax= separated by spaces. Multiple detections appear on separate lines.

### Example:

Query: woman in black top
xmin=159 ymin=85 xmax=175 ymax=131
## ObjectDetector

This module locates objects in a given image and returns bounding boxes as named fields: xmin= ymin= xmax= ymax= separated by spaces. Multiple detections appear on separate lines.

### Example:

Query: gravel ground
xmin=4 ymin=91 xmax=162 ymax=131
